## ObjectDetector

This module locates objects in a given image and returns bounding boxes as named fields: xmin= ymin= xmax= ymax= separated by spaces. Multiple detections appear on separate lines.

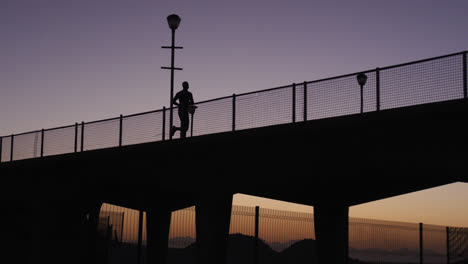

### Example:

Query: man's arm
xmin=172 ymin=93 xmax=180 ymax=106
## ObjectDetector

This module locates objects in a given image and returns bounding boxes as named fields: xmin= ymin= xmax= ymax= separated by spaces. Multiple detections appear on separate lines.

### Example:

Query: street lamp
xmin=356 ymin=73 xmax=368 ymax=114
xmin=167 ymin=14 xmax=181 ymax=30
xmin=162 ymin=14 xmax=183 ymax=140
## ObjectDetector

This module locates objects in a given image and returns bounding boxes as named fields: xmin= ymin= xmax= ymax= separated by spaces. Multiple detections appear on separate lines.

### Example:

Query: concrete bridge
xmin=1 ymin=51 xmax=468 ymax=264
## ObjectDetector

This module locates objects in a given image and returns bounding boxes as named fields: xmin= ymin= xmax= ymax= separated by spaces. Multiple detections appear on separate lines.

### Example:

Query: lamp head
xmin=167 ymin=14 xmax=181 ymax=30
xmin=357 ymin=73 xmax=368 ymax=87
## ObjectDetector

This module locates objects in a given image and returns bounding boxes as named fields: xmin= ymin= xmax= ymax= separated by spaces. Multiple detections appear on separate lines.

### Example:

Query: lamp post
xmin=162 ymin=14 xmax=183 ymax=140
xmin=356 ymin=73 xmax=368 ymax=114
xmin=188 ymin=105 xmax=198 ymax=137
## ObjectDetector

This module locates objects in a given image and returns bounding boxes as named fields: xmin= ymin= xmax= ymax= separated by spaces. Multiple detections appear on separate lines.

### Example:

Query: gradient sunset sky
xmin=2 ymin=0 xmax=468 ymax=227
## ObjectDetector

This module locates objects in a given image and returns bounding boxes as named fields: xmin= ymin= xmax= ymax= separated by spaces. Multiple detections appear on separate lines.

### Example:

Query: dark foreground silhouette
xmin=105 ymin=234 xmax=429 ymax=264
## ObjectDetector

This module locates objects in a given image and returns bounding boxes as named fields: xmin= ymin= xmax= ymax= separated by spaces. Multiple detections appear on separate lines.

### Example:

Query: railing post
xmin=137 ymin=210 xmax=144 ymax=264
xmin=463 ymin=52 xmax=467 ymax=99
xmin=292 ymin=83 xmax=296 ymax=123
xmin=40 ymin=129 xmax=44 ymax=157
xmin=254 ymin=206 xmax=259 ymax=264
xmin=0 ymin=136 xmax=3 ymax=163
xmin=74 ymin=123 xmax=78 ymax=153
xmin=119 ymin=114 xmax=123 ymax=147
xmin=81 ymin=121 xmax=84 ymax=152
xmin=376 ymin=68 xmax=381 ymax=111
xmin=303 ymin=81 xmax=307 ymax=121
xmin=232 ymin=94 xmax=236 ymax=131
xmin=162 ymin=107 xmax=166 ymax=141
xmin=446 ymin=226 xmax=450 ymax=264
xmin=420 ymin=222 xmax=423 ymax=264
xmin=10 ymin=134 xmax=14 ymax=161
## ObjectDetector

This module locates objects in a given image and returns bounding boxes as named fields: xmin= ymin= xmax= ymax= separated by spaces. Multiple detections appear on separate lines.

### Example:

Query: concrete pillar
xmin=146 ymin=207 xmax=172 ymax=264
xmin=195 ymin=194 xmax=233 ymax=264
xmin=314 ymin=202 xmax=349 ymax=264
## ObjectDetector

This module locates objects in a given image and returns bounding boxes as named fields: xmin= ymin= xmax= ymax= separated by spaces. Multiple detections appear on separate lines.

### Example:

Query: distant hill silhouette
xmin=166 ymin=234 xmax=364 ymax=264
xmin=280 ymin=239 xmax=318 ymax=264
xmin=225 ymin=233 xmax=280 ymax=264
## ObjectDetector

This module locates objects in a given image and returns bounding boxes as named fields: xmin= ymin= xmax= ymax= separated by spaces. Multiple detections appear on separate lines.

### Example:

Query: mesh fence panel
xmin=12 ymin=131 xmax=42 ymax=161
xmin=191 ymin=97 xmax=232 ymax=137
xmin=306 ymin=72 xmax=377 ymax=121
xmin=295 ymin=83 xmax=306 ymax=122
xmin=83 ymin=118 xmax=120 ymax=151
xmin=349 ymin=217 xmax=420 ymax=263
xmin=164 ymin=107 xmax=182 ymax=140
xmin=423 ymin=224 xmax=447 ymax=264
xmin=466 ymin=53 xmax=468 ymax=96
xmin=43 ymin=125 xmax=78 ymax=157
xmin=236 ymin=87 xmax=293 ymax=131
xmin=380 ymin=54 xmax=464 ymax=110
xmin=229 ymin=205 xmax=256 ymax=237
xmin=168 ymin=206 xmax=196 ymax=248
xmin=99 ymin=203 xmax=147 ymax=264
xmin=122 ymin=110 xmax=164 ymax=146
xmin=99 ymin=203 xmax=146 ymax=244
xmin=92 ymin=203 xmax=468 ymax=264
xmin=448 ymin=227 xmax=468 ymax=263
xmin=1 ymin=136 xmax=11 ymax=162
xmin=259 ymin=208 xmax=315 ymax=252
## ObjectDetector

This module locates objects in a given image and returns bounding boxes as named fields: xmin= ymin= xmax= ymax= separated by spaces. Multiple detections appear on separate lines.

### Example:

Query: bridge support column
xmin=146 ymin=207 xmax=172 ymax=264
xmin=314 ymin=202 xmax=349 ymax=264
xmin=195 ymin=194 xmax=233 ymax=264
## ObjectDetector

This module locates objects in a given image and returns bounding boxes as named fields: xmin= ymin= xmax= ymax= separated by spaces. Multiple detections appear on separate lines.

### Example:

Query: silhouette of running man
xmin=171 ymin=81 xmax=194 ymax=138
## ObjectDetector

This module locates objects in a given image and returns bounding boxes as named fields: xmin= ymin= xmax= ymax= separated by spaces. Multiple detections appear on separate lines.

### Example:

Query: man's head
xmin=182 ymin=81 xmax=189 ymax=90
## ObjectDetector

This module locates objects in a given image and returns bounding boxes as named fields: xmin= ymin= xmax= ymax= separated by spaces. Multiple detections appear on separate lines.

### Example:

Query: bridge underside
xmin=2 ymin=99 xmax=468 ymax=264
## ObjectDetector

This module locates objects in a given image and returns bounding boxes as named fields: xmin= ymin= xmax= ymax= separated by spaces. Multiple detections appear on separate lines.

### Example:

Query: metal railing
xmin=1 ymin=51 xmax=467 ymax=163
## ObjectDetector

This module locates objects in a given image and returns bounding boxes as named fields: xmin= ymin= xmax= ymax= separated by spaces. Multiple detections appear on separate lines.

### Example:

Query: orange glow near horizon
xmin=98 ymin=182 xmax=467 ymax=249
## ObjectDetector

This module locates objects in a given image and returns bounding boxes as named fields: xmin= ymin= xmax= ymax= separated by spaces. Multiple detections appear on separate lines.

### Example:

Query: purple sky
xmin=2 ymin=0 xmax=468 ymax=225
xmin=2 ymin=0 xmax=468 ymax=135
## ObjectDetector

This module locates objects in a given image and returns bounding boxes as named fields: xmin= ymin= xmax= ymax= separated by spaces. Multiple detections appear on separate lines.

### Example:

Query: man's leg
xmin=180 ymin=110 xmax=189 ymax=138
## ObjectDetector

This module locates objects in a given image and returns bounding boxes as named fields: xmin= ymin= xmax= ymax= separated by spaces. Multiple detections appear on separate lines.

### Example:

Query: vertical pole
xmin=10 ymin=134 xmax=14 ymax=161
xmin=120 ymin=212 xmax=125 ymax=242
xmin=420 ymin=222 xmax=423 ymax=264
xmin=463 ymin=52 xmax=467 ymax=99
xmin=137 ymin=210 xmax=143 ymax=264
xmin=254 ymin=206 xmax=259 ymax=264
xmin=190 ymin=113 xmax=194 ymax=137
xmin=232 ymin=94 xmax=236 ymax=132
xmin=119 ymin=115 xmax=123 ymax=147
xmin=40 ymin=129 xmax=44 ymax=157
xmin=0 ymin=136 xmax=3 ymax=163
xmin=360 ymin=84 xmax=363 ymax=114
xmin=81 ymin=122 xmax=84 ymax=152
xmin=74 ymin=123 xmax=78 ymax=153
xmin=303 ymin=81 xmax=307 ymax=121
xmin=376 ymin=68 xmax=381 ymax=111
xmin=162 ymin=107 xmax=166 ymax=141
xmin=169 ymin=29 xmax=176 ymax=140
xmin=446 ymin=226 xmax=450 ymax=264
xmin=292 ymin=83 xmax=296 ymax=123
